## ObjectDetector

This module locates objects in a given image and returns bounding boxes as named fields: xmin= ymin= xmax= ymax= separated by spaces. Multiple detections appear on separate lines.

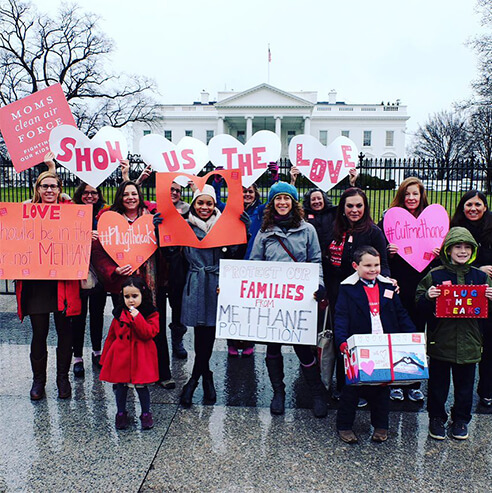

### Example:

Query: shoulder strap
xmin=277 ymin=236 xmax=297 ymax=262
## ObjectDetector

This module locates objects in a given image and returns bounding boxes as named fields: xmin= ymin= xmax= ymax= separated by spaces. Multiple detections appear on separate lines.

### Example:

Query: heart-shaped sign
xmin=49 ymin=125 xmax=128 ymax=188
xmin=97 ymin=211 xmax=157 ymax=272
xmin=139 ymin=135 xmax=209 ymax=187
xmin=208 ymin=130 xmax=281 ymax=188
xmin=288 ymin=135 xmax=358 ymax=191
xmin=383 ymin=204 xmax=449 ymax=272
xmin=156 ymin=169 xmax=246 ymax=248
xmin=360 ymin=360 xmax=375 ymax=376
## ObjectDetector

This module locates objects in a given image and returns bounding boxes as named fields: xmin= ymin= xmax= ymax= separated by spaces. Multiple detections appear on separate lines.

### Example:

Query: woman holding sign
xmin=451 ymin=190 xmax=492 ymax=407
xmin=250 ymin=182 xmax=328 ymax=418
xmin=16 ymin=171 xmax=81 ymax=400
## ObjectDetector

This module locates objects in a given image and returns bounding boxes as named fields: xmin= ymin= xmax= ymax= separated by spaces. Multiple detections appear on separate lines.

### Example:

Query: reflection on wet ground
xmin=1 ymin=302 xmax=492 ymax=492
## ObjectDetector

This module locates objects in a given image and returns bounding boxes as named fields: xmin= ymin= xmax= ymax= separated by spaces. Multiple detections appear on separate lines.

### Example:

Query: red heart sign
xmin=155 ymin=169 xmax=246 ymax=248
xmin=97 ymin=211 xmax=157 ymax=271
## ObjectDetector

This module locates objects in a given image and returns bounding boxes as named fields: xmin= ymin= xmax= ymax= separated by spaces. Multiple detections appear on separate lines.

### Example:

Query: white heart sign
xmin=49 ymin=125 xmax=128 ymax=188
xmin=208 ymin=130 xmax=281 ymax=187
xmin=139 ymin=135 xmax=209 ymax=187
xmin=288 ymin=135 xmax=358 ymax=191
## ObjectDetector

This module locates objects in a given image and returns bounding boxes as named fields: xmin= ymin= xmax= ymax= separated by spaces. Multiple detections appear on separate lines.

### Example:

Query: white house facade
xmin=132 ymin=83 xmax=410 ymax=159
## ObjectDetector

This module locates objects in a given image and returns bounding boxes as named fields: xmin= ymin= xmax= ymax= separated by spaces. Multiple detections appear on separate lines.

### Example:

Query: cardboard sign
xmin=97 ymin=211 xmax=157 ymax=272
xmin=288 ymin=135 xmax=358 ymax=191
xmin=139 ymin=135 xmax=209 ymax=186
xmin=216 ymin=259 xmax=319 ymax=345
xmin=383 ymin=204 xmax=449 ymax=272
xmin=0 ymin=202 xmax=92 ymax=280
xmin=436 ymin=284 xmax=488 ymax=318
xmin=49 ymin=125 xmax=128 ymax=188
xmin=155 ymin=169 xmax=246 ymax=248
xmin=0 ymin=84 xmax=76 ymax=172
xmin=344 ymin=333 xmax=428 ymax=385
xmin=208 ymin=130 xmax=281 ymax=188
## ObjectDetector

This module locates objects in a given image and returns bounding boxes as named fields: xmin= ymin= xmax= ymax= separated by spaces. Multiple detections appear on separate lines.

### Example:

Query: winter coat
xmin=100 ymin=308 xmax=159 ymax=384
xmin=416 ymin=227 xmax=492 ymax=364
xmin=302 ymin=189 xmax=336 ymax=252
xmin=334 ymin=272 xmax=416 ymax=349
xmin=244 ymin=201 xmax=267 ymax=259
xmin=249 ymin=220 xmax=324 ymax=286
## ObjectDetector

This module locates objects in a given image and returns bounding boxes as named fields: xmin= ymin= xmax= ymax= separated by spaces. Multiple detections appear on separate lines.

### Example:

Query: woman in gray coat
xmin=250 ymin=182 xmax=327 ymax=418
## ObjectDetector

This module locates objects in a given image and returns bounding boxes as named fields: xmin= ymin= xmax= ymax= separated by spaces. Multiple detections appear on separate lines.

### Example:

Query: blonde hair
xmin=32 ymin=172 xmax=63 ymax=203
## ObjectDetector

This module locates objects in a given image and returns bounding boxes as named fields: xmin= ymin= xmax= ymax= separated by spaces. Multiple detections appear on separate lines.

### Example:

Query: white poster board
xmin=216 ymin=259 xmax=319 ymax=345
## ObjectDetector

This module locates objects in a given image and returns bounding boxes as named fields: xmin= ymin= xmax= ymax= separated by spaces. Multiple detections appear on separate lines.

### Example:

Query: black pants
xmin=337 ymin=385 xmax=390 ymax=430
xmin=427 ymin=358 xmax=476 ymax=423
xmin=154 ymin=287 xmax=172 ymax=381
xmin=191 ymin=326 xmax=215 ymax=379
xmin=72 ymin=283 xmax=107 ymax=357
xmin=478 ymin=321 xmax=492 ymax=399
xmin=30 ymin=312 xmax=72 ymax=360
xmin=266 ymin=343 xmax=314 ymax=366
xmin=168 ymin=280 xmax=185 ymax=327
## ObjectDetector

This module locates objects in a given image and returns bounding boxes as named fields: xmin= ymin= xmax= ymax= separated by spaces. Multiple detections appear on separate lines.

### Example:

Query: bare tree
xmin=468 ymin=105 xmax=492 ymax=191
xmin=411 ymin=110 xmax=472 ymax=179
xmin=0 ymin=0 xmax=159 ymax=142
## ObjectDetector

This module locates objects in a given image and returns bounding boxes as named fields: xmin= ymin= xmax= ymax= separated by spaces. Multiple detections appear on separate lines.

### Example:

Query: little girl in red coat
xmin=100 ymin=276 xmax=159 ymax=430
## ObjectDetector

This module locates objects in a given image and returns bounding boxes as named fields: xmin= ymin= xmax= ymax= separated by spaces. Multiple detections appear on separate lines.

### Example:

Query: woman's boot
xmin=301 ymin=363 xmax=328 ymax=418
xmin=30 ymin=353 xmax=47 ymax=400
xmin=56 ymin=348 xmax=72 ymax=399
xmin=180 ymin=377 xmax=199 ymax=408
xmin=266 ymin=356 xmax=286 ymax=415
xmin=202 ymin=371 xmax=217 ymax=404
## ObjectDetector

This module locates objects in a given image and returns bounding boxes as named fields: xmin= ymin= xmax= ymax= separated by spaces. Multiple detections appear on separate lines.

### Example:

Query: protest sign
xmin=155 ymin=169 xmax=246 ymax=248
xmin=208 ymin=130 xmax=281 ymax=188
xmin=49 ymin=125 xmax=128 ymax=188
xmin=0 ymin=202 xmax=92 ymax=280
xmin=0 ymin=84 xmax=76 ymax=172
xmin=436 ymin=284 xmax=488 ymax=318
xmin=139 ymin=135 xmax=209 ymax=186
xmin=383 ymin=204 xmax=449 ymax=272
xmin=288 ymin=135 xmax=358 ymax=191
xmin=216 ymin=259 xmax=319 ymax=345
xmin=97 ymin=211 xmax=157 ymax=272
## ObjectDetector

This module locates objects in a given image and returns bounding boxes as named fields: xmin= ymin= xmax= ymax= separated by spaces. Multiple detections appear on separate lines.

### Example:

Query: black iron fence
xmin=1 ymin=154 xmax=490 ymax=294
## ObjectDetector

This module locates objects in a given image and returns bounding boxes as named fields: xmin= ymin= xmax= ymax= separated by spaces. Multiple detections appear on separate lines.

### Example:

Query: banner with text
xmin=0 ymin=203 xmax=92 ymax=280
xmin=436 ymin=284 xmax=488 ymax=319
xmin=216 ymin=259 xmax=319 ymax=345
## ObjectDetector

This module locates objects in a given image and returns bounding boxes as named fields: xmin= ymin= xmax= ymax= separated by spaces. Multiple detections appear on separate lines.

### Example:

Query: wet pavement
xmin=1 ymin=295 xmax=492 ymax=492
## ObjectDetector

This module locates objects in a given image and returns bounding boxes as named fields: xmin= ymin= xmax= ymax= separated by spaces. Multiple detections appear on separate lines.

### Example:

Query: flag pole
xmin=268 ymin=44 xmax=271 ymax=84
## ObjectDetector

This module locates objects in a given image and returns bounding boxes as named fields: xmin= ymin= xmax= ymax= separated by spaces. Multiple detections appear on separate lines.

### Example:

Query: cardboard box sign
xmin=343 ymin=333 xmax=428 ymax=386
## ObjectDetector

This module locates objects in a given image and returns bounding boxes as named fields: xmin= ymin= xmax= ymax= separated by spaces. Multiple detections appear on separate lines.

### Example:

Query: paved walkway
xmin=1 ymin=296 xmax=492 ymax=492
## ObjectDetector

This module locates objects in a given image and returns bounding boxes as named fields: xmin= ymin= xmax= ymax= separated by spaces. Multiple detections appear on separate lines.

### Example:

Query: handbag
xmin=317 ymin=302 xmax=336 ymax=391
xmin=80 ymin=264 xmax=98 ymax=291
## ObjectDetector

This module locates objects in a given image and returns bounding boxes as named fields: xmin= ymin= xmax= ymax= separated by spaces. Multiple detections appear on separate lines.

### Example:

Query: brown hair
xmin=261 ymin=200 xmax=304 ymax=231
xmin=333 ymin=188 xmax=374 ymax=242
xmin=32 ymin=172 xmax=63 ymax=203
xmin=389 ymin=177 xmax=428 ymax=216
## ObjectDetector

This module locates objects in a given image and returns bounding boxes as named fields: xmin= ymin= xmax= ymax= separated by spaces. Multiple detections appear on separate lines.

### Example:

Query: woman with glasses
xmin=16 ymin=172 xmax=81 ymax=400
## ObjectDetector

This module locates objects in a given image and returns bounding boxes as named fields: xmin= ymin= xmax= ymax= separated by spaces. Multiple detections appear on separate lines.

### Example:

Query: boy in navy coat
xmin=334 ymin=246 xmax=415 ymax=443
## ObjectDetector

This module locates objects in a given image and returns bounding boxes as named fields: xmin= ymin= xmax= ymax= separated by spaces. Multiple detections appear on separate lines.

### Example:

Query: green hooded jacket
xmin=415 ymin=227 xmax=492 ymax=364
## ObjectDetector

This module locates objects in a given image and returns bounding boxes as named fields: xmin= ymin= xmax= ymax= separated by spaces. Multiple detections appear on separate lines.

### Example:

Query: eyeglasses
xmin=39 ymin=184 xmax=59 ymax=190
xmin=82 ymin=191 xmax=99 ymax=196
xmin=170 ymin=188 xmax=181 ymax=194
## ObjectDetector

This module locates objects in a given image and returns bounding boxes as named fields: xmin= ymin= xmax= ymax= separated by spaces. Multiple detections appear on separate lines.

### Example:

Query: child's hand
xmin=427 ymin=286 xmax=441 ymax=298
xmin=128 ymin=306 xmax=139 ymax=318
xmin=485 ymin=286 xmax=492 ymax=300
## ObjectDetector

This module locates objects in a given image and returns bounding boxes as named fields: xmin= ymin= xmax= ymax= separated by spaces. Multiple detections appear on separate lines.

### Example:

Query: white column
xmin=217 ymin=116 xmax=224 ymax=134
xmin=245 ymin=116 xmax=253 ymax=140
xmin=303 ymin=116 xmax=311 ymax=135
xmin=275 ymin=116 xmax=282 ymax=137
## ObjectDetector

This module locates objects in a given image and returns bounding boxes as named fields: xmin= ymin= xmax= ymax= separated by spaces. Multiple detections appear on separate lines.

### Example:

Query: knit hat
xmin=192 ymin=184 xmax=217 ymax=204
xmin=268 ymin=182 xmax=298 ymax=203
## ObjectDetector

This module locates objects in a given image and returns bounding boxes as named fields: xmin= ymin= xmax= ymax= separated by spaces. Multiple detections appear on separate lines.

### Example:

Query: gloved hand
xmin=268 ymin=161 xmax=279 ymax=182
xmin=213 ymin=166 xmax=225 ymax=184
xmin=313 ymin=285 xmax=326 ymax=302
xmin=152 ymin=212 xmax=163 ymax=227
xmin=239 ymin=211 xmax=251 ymax=229
xmin=339 ymin=342 xmax=349 ymax=355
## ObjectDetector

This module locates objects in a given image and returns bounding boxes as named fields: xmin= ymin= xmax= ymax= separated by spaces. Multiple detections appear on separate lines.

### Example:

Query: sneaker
xmin=140 ymin=412 xmax=154 ymax=430
xmin=372 ymin=428 xmax=388 ymax=442
xmin=228 ymin=346 xmax=239 ymax=357
xmin=115 ymin=412 xmax=128 ymax=430
xmin=73 ymin=361 xmax=85 ymax=378
xmin=407 ymin=389 xmax=425 ymax=402
xmin=428 ymin=417 xmax=446 ymax=440
xmin=390 ymin=388 xmax=404 ymax=401
xmin=338 ymin=429 xmax=358 ymax=444
xmin=358 ymin=398 xmax=368 ymax=408
xmin=159 ymin=379 xmax=176 ymax=390
xmin=242 ymin=347 xmax=255 ymax=357
xmin=480 ymin=397 xmax=492 ymax=407
xmin=451 ymin=421 xmax=468 ymax=440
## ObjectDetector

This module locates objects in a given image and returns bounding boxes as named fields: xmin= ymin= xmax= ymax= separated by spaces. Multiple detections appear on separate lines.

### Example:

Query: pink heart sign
xmin=97 ymin=211 xmax=157 ymax=272
xmin=288 ymin=135 xmax=358 ymax=191
xmin=139 ymin=135 xmax=209 ymax=187
xmin=49 ymin=125 xmax=128 ymax=188
xmin=383 ymin=204 xmax=449 ymax=272
xmin=360 ymin=360 xmax=375 ymax=376
xmin=208 ymin=130 xmax=281 ymax=188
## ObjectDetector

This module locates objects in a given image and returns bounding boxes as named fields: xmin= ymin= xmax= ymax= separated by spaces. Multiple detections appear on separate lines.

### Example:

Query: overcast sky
xmin=40 ymin=0 xmax=485 ymax=137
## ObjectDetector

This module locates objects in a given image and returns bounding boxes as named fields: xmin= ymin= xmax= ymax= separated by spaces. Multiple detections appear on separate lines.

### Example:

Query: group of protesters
xmin=17 ymin=154 xmax=492 ymax=441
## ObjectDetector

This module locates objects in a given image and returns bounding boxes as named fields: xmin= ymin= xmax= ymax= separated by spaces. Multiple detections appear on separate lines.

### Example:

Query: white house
xmin=132 ymin=83 xmax=409 ymax=160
